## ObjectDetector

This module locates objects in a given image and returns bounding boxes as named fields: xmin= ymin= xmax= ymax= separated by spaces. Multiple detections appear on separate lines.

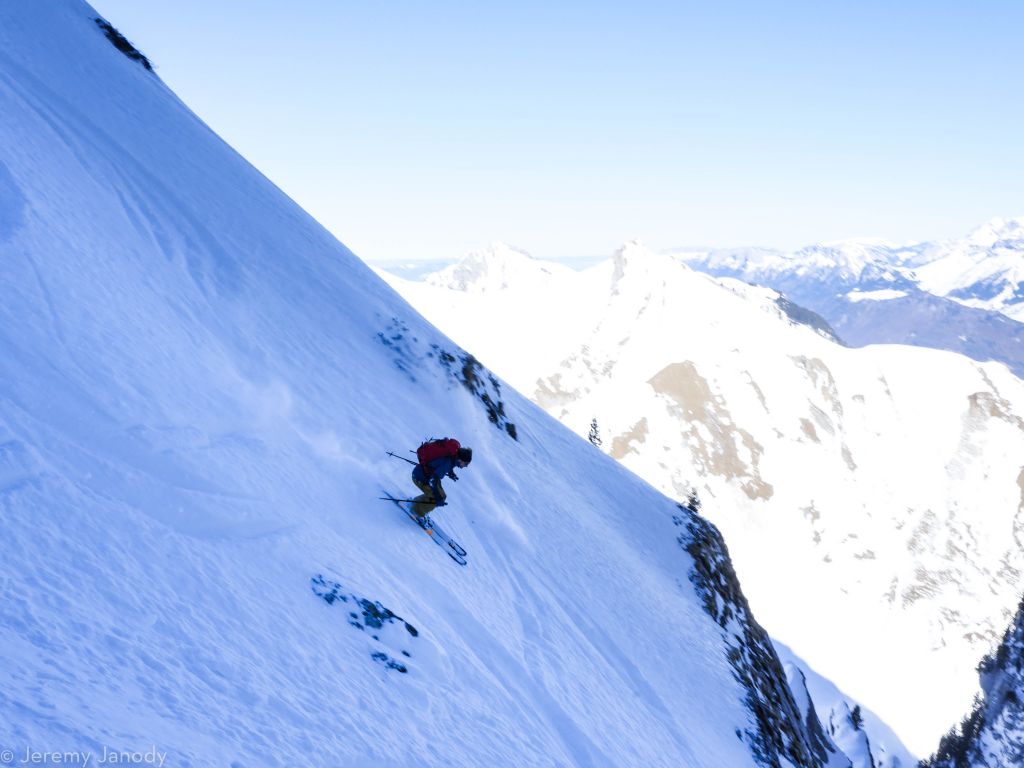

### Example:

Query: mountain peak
xmin=424 ymin=241 xmax=571 ymax=291
xmin=610 ymin=239 xmax=689 ymax=286
xmin=615 ymin=238 xmax=648 ymax=255
xmin=962 ymin=216 xmax=1024 ymax=248
xmin=473 ymin=240 xmax=534 ymax=262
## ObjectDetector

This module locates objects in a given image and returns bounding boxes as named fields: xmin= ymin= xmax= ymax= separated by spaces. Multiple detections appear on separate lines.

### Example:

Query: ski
xmin=379 ymin=493 xmax=468 ymax=558
xmin=436 ymin=524 xmax=468 ymax=558
xmin=405 ymin=501 xmax=467 ymax=559
xmin=380 ymin=493 xmax=467 ymax=565
xmin=416 ymin=510 xmax=467 ymax=557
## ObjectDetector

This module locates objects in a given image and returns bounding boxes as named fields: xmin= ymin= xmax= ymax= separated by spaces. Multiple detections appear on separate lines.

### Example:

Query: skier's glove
xmin=449 ymin=471 xmax=459 ymax=482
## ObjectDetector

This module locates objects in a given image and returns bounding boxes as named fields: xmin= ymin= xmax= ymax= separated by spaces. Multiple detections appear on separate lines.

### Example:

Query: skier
xmin=410 ymin=438 xmax=473 ymax=520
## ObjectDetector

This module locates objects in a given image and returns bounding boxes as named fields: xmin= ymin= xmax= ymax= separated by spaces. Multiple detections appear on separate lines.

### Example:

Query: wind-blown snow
xmin=0 ymin=3 xmax=814 ymax=766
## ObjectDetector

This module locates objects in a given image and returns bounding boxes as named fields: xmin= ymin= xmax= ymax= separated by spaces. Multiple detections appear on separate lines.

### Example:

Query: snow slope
xmin=383 ymin=241 xmax=1024 ymax=757
xmin=0 ymin=3 xmax=832 ymax=766
xmin=775 ymin=642 xmax=916 ymax=768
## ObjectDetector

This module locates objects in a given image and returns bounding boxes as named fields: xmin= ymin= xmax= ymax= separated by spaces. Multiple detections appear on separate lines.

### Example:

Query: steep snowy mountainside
xmin=922 ymin=597 xmax=1024 ymax=768
xmin=677 ymin=238 xmax=1024 ymax=378
xmin=709 ymin=276 xmax=843 ymax=344
xmin=0 ymin=3 xmax=830 ymax=766
xmin=775 ymin=642 xmax=916 ymax=768
xmin=382 ymin=242 xmax=1024 ymax=756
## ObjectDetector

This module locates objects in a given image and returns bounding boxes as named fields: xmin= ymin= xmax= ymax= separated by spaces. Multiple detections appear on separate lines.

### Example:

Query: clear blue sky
xmin=90 ymin=0 xmax=1024 ymax=262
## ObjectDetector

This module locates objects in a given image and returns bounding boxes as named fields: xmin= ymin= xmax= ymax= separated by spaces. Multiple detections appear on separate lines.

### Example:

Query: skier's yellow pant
xmin=411 ymin=477 xmax=444 ymax=519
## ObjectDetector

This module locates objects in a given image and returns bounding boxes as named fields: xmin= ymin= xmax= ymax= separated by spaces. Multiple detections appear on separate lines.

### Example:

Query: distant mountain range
xmin=376 ymin=219 xmax=1024 ymax=378
xmin=674 ymin=218 xmax=1024 ymax=377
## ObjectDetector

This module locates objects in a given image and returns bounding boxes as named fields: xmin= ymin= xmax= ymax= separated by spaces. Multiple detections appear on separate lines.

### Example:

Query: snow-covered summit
xmin=961 ymin=215 xmax=1024 ymax=249
xmin=608 ymin=239 xmax=692 ymax=293
xmin=912 ymin=216 xmax=1024 ymax=322
xmin=425 ymin=241 xmax=572 ymax=292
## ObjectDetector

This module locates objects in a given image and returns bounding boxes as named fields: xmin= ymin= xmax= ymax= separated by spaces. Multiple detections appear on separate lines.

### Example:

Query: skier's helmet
xmin=456 ymin=447 xmax=473 ymax=465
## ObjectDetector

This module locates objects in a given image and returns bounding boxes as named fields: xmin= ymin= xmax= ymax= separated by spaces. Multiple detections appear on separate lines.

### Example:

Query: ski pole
xmin=379 ymin=497 xmax=446 ymax=506
xmin=386 ymin=451 xmax=417 ymax=465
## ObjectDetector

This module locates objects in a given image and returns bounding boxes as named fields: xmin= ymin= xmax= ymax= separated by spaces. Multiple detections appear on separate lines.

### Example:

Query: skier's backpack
xmin=417 ymin=438 xmax=461 ymax=474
